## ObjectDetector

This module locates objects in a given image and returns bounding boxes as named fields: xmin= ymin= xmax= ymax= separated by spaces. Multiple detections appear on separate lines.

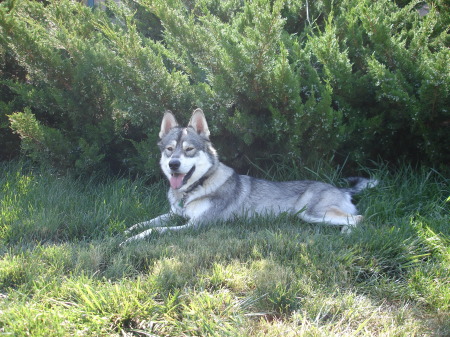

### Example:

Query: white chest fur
xmin=169 ymin=163 xmax=234 ymax=219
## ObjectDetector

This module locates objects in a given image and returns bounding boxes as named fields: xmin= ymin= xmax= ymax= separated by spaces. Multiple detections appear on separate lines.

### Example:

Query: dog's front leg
xmin=151 ymin=218 xmax=199 ymax=234
xmin=124 ymin=213 xmax=172 ymax=235
xmin=121 ymin=227 xmax=158 ymax=245
xmin=121 ymin=213 xmax=172 ymax=246
xmin=121 ymin=218 xmax=200 ymax=245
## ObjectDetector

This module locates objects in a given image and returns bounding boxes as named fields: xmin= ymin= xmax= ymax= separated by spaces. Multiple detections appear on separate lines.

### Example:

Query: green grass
xmin=0 ymin=160 xmax=449 ymax=336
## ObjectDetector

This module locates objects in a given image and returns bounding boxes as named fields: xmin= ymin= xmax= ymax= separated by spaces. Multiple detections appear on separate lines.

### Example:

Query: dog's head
xmin=158 ymin=109 xmax=218 ymax=190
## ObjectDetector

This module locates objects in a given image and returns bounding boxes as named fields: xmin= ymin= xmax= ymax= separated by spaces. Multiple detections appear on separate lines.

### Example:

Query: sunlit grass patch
xmin=0 ymin=160 xmax=448 ymax=336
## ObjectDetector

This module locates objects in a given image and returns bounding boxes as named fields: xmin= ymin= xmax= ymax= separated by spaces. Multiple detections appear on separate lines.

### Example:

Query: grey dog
xmin=122 ymin=109 xmax=377 ymax=243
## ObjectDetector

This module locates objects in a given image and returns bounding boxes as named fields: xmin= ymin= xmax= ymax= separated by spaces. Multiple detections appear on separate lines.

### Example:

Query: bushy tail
xmin=343 ymin=177 xmax=378 ymax=195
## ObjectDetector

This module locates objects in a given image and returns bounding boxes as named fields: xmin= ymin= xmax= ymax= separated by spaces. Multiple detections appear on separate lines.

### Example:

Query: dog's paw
xmin=341 ymin=215 xmax=363 ymax=234
xmin=119 ymin=237 xmax=132 ymax=247
xmin=120 ymin=228 xmax=157 ymax=246
xmin=355 ymin=215 xmax=363 ymax=223
xmin=123 ymin=228 xmax=132 ymax=236
xmin=340 ymin=225 xmax=354 ymax=234
xmin=123 ymin=224 xmax=140 ymax=235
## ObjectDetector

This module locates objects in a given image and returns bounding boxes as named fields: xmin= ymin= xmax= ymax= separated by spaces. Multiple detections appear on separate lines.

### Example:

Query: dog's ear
xmin=189 ymin=108 xmax=210 ymax=138
xmin=159 ymin=111 xmax=178 ymax=139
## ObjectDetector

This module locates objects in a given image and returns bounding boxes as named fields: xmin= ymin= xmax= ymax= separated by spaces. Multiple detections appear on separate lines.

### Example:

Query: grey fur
xmin=122 ymin=109 xmax=377 ymax=244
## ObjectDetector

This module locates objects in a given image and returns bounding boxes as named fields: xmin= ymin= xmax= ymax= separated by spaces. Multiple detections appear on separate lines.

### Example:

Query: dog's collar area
xmin=178 ymin=172 xmax=210 ymax=208
xmin=182 ymin=165 xmax=196 ymax=186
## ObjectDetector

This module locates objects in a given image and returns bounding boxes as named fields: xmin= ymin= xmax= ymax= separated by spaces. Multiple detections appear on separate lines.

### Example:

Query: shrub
xmin=316 ymin=0 xmax=450 ymax=167
xmin=1 ymin=0 xmax=193 ymax=174
xmin=1 ymin=0 xmax=448 ymax=175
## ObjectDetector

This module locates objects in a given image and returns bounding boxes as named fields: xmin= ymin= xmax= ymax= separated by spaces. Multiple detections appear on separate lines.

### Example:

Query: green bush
xmin=1 ymin=0 xmax=193 ymax=174
xmin=0 ymin=0 xmax=448 ymax=175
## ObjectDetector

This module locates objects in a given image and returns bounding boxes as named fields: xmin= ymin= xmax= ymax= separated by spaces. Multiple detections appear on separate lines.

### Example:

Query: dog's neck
xmin=170 ymin=162 xmax=232 ymax=207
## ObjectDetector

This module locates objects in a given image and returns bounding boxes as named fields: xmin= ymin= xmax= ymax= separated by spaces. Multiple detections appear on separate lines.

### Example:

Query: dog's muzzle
xmin=168 ymin=163 xmax=195 ymax=190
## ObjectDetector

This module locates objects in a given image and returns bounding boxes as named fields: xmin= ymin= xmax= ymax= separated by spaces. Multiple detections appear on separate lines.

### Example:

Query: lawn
xmin=0 ymin=161 xmax=449 ymax=336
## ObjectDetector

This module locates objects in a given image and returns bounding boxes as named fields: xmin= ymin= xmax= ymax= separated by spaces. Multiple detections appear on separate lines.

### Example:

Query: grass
xmin=0 ymin=160 xmax=449 ymax=336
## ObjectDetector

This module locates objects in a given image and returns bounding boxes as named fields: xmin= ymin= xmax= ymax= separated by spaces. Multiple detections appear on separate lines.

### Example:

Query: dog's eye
xmin=185 ymin=147 xmax=194 ymax=152
xmin=166 ymin=146 xmax=173 ymax=152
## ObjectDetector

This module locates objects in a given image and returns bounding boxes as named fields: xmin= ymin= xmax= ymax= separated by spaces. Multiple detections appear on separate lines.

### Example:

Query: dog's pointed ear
xmin=159 ymin=111 xmax=178 ymax=139
xmin=188 ymin=109 xmax=210 ymax=138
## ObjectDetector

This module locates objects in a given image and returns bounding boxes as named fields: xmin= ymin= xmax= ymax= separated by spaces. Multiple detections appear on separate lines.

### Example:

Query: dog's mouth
xmin=169 ymin=166 xmax=195 ymax=189
xmin=170 ymin=173 xmax=185 ymax=189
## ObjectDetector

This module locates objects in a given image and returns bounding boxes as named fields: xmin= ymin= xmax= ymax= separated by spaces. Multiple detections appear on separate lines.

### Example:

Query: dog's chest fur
xmin=168 ymin=163 xmax=235 ymax=219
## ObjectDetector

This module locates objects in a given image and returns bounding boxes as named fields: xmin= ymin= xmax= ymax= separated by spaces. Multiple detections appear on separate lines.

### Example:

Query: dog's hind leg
xmin=324 ymin=207 xmax=363 ymax=226
xmin=299 ymin=207 xmax=363 ymax=233
xmin=324 ymin=207 xmax=363 ymax=233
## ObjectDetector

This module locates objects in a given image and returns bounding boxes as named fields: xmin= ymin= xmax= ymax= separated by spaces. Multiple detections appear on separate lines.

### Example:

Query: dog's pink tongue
xmin=170 ymin=174 xmax=185 ymax=189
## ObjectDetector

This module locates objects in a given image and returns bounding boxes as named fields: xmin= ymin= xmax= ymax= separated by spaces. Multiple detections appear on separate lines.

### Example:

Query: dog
xmin=122 ymin=109 xmax=377 ymax=244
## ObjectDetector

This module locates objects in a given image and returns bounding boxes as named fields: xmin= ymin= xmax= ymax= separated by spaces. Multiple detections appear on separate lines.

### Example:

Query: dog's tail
xmin=343 ymin=177 xmax=378 ymax=196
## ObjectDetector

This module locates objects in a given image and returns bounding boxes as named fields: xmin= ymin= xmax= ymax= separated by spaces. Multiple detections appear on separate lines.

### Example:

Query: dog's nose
xmin=169 ymin=159 xmax=181 ymax=171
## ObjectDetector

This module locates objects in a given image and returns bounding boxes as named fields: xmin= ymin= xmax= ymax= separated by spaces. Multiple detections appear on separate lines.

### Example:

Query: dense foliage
xmin=1 ymin=0 xmax=449 ymax=175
